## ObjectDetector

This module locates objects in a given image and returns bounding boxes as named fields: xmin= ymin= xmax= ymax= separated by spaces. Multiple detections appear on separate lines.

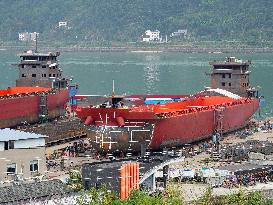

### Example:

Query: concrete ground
xmin=45 ymin=117 xmax=273 ymax=200
xmin=46 ymin=155 xmax=98 ymax=180
xmin=170 ymin=119 xmax=273 ymax=202
xmin=178 ymin=182 xmax=273 ymax=202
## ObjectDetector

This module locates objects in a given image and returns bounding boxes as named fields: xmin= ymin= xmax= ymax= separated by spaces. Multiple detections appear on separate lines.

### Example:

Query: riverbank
xmin=1 ymin=45 xmax=273 ymax=53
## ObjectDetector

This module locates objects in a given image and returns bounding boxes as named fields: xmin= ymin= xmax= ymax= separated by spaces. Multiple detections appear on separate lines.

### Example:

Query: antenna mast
xmin=112 ymin=80 xmax=115 ymax=96
xmin=35 ymin=32 xmax=38 ymax=53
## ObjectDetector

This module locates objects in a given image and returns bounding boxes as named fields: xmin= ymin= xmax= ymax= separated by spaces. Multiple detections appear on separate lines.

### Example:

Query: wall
xmin=14 ymin=138 xmax=45 ymax=149
xmin=0 ymin=142 xmax=4 ymax=151
xmin=0 ymin=147 xmax=47 ymax=182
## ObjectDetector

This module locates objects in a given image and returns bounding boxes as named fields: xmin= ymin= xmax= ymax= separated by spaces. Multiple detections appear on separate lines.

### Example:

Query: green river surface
xmin=0 ymin=50 xmax=272 ymax=118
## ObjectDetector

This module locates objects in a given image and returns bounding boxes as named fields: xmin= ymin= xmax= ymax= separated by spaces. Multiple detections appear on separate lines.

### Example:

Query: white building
xmin=58 ymin=21 xmax=71 ymax=30
xmin=0 ymin=128 xmax=47 ymax=183
xmin=18 ymin=33 xmax=27 ymax=41
xmin=18 ymin=32 xmax=39 ymax=41
xmin=58 ymin=21 xmax=67 ymax=28
xmin=170 ymin=29 xmax=188 ymax=38
xmin=142 ymin=30 xmax=162 ymax=42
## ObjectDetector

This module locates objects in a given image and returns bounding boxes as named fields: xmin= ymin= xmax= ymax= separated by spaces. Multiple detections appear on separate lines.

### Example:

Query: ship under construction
xmin=0 ymin=50 xmax=70 ymax=128
xmin=76 ymin=57 xmax=259 ymax=152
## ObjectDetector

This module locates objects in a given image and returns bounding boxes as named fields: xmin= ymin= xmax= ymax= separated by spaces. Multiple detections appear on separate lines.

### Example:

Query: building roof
xmin=0 ymin=180 xmax=73 ymax=204
xmin=218 ymin=163 xmax=270 ymax=173
xmin=18 ymin=50 xmax=60 ymax=57
xmin=0 ymin=128 xmax=48 ymax=142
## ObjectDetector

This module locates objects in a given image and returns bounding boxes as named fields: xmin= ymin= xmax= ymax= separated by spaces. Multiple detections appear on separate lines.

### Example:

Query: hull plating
xmin=78 ymin=97 xmax=259 ymax=152
xmin=0 ymin=89 xmax=69 ymax=128
xmin=86 ymin=124 xmax=154 ymax=152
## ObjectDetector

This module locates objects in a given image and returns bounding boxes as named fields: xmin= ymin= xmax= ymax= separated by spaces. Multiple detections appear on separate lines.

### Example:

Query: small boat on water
xmin=76 ymin=57 xmax=260 ymax=153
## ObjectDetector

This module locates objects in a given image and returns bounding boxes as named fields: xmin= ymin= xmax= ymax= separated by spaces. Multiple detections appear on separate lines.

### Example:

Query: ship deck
xmin=0 ymin=87 xmax=51 ymax=97
xmin=131 ymin=96 xmax=244 ymax=113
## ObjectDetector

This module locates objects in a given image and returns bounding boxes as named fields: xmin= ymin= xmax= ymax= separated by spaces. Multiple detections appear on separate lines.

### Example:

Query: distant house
xmin=0 ymin=128 xmax=47 ymax=183
xmin=18 ymin=32 xmax=39 ymax=41
xmin=18 ymin=33 xmax=27 ymax=41
xmin=142 ymin=30 xmax=162 ymax=42
xmin=58 ymin=21 xmax=67 ymax=28
xmin=58 ymin=21 xmax=71 ymax=30
xmin=170 ymin=29 xmax=187 ymax=38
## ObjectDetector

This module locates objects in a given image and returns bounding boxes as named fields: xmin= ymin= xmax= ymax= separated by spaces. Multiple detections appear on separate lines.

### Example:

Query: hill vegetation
xmin=0 ymin=0 xmax=272 ymax=46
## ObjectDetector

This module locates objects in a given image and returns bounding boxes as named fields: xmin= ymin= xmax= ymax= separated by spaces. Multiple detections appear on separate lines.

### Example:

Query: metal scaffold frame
xmin=214 ymin=106 xmax=225 ymax=139
xmin=212 ymin=106 xmax=225 ymax=155
xmin=39 ymin=94 xmax=48 ymax=123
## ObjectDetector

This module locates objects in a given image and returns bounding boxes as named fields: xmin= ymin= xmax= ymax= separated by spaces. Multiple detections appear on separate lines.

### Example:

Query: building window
xmin=21 ymin=65 xmax=25 ymax=68
xmin=30 ymin=160 xmax=39 ymax=172
xmin=49 ymin=74 xmax=51 ymax=77
xmin=229 ymin=83 xmax=231 ymax=86
xmin=53 ymin=74 xmax=56 ymax=77
xmin=229 ymin=74 xmax=231 ymax=78
xmin=42 ymin=74 xmax=47 ymax=77
xmin=4 ymin=141 xmax=8 ymax=150
xmin=4 ymin=140 xmax=14 ymax=150
xmin=32 ymin=74 xmax=36 ymax=77
xmin=32 ymin=65 xmax=36 ymax=68
xmin=9 ymin=140 xmax=14 ymax=149
xmin=7 ymin=163 xmax=16 ymax=175
xmin=42 ymin=65 xmax=46 ymax=68
xmin=222 ymin=82 xmax=225 ymax=86
xmin=22 ymin=74 xmax=26 ymax=77
xmin=222 ymin=74 xmax=225 ymax=78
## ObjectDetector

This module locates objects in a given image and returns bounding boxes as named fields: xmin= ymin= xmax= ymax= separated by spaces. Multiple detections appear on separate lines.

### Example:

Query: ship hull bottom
xmin=0 ymin=107 xmax=65 ymax=128
xmin=86 ymin=124 xmax=154 ymax=153
xmin=80 ymin=97 xmax=259 ymax=153
xmin=86 ymin=121 xmax=250 ymax=153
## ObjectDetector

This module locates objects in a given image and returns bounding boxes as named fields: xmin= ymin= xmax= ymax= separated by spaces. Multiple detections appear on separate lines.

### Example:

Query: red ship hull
xmin=0 ymin=87 xmax=69 ymax=128
xmin=76 ymin=94 xmax=259 ymax=152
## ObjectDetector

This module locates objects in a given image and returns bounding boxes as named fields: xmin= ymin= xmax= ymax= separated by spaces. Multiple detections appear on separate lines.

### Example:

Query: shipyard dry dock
xmin=18 ymin=118 xmax=87 ymax=147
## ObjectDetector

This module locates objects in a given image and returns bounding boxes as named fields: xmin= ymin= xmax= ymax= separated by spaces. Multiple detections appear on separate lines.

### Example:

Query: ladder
xmin=39 ymin=94 xmax=48 ymax=123
xmin=214 ymin=106 xmax=225 ymax=138
xmin=213 ymin=106 xmax=225 ymax=152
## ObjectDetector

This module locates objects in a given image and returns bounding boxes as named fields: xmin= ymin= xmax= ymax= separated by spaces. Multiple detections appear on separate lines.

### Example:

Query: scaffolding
xmin=39 ymin=94 xmax=48 ymax=123
xmin=214 ymin=106 xmax=225 ymax=138
xmin=213 ymin=106 xmax=225 ymax=154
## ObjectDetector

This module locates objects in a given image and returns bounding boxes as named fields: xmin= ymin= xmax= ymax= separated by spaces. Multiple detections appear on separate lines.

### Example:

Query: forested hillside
xmin=0 ymin=0 xmax=272 ymax=44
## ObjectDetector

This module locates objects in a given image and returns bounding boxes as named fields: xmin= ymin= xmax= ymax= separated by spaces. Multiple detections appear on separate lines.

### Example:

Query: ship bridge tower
xmin=209 ymin=57 xmax=254 ymax=97
xmin=16 ymin=50 xmax=68 ymax=89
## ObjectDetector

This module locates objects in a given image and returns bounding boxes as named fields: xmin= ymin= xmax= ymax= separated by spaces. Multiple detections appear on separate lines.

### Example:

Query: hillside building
xmin=170 ymin=29 xmax=187 ymax=38
xmin=58 ymin=21 xmax=71 ymax=30
xmin=18 ymin=32 xmax=39 ymax=41
xmin=142 ymin=30 xmax=162 ymax=42
xmin=58 ymin=21 xmax=67 ymax=28
xmin=0 ymin=129 xmax=47 ymax=183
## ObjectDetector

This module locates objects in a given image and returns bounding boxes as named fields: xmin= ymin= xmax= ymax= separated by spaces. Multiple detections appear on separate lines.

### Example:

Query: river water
xmin=0 ymin=50 xmax=272 ymax=117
